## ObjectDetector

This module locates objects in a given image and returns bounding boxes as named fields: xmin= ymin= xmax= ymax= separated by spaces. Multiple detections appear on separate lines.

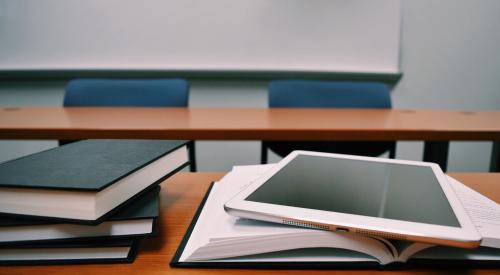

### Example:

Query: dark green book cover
xmin=0 ymin=139 xmax=187 ymax=191
xmin=0 ymin=139 xmax=188 ymax=224
xmin=0 ymin=239 xmax=139 ymax=265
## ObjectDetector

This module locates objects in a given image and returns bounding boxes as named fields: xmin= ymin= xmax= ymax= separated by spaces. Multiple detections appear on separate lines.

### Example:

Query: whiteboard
xmin=0 ymin=0 xmax=401 ymax=74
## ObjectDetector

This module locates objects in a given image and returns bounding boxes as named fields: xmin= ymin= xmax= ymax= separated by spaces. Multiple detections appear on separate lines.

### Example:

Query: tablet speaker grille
xmin=282 ymin=219 xmax=330 ymax=230
xmin=354 ymin=229 xmax=407 ymax=241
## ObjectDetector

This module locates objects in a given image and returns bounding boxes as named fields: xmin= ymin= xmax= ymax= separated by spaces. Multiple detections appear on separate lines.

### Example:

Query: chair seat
xmin=62 ymin=78 xmax=196 ymax=172
xmin=261 ymin=80 xmax=396 ymax=164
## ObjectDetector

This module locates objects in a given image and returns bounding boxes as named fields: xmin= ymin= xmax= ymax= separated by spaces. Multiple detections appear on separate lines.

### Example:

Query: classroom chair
xmin=62 ymin=78 xmax=197 ymax=172
xmin=261 ymin=80 xmax=396 ymax=164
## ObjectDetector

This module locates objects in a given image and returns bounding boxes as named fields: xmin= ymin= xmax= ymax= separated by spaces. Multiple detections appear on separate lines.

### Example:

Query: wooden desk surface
xmin=1 ymin=172 xmax=499 ymax=275
xmin=1 ymin=107 xmax=500 ymax=141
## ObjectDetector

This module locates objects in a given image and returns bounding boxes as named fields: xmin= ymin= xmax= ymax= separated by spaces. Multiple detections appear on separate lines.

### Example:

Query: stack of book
xmin=172 ymin=164 xmax=500 ymax=268
xmin=0 ymin=139 xmax=189 ymax=265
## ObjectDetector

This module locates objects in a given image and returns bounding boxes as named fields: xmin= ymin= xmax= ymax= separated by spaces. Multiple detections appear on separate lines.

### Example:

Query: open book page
xmin=364 ymin=238 xmax=434 ymax=263
xmin=399 ymin=176 xmax=500 ymax=262
xmin=394 ymin=242 xmax=434 ymax=262
xmin=447 ymin=175 xmax=500 ymax=249
xmin=179 ymin=165 xmax=500 ymax=264
xmin=189 ymin=230 xmax=394 ymax=264
xmin=178 ymin=165 xmax=274 ymax=262
xmin=219 ymin=247 xmax=385 ymax=263
xmin=179 ymin=164 xmax=394 ymax=264
xmin=411 ymin=246 xmax=500 ymax=261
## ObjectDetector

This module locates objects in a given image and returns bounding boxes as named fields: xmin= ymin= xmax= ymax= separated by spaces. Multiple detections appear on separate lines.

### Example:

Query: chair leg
xmin=59 ymin=140 xmax=77 ymax=146
xmin=261 ymin=142 xmax=268 ymax=164
xmin=188 ymin=141 xmax=197 ymax=172
xmin=389 ymin=143 xmax=396 ymax=159
xmin=491 ymin=141 xmax=499 ymax=172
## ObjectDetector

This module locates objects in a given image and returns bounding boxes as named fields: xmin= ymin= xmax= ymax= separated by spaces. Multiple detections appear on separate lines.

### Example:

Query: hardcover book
xmin=0 ymin=186 xmax=161 ymax=245
xmin=0 ymin=239 xmax=138 ymax=265
xmin=0 ymin=139 xmax=188 ymax=224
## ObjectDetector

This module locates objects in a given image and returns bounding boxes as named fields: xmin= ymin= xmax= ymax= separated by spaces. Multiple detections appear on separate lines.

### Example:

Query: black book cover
xmin=0 ymin=139 xmax=188 ymax=191
xmin=170 ymin=183 xmax=500 ymax=270
xmin=0 ymin=239 xmax=139 ymax=265
xmin=0 ymin=186 xmax=161 ymax=245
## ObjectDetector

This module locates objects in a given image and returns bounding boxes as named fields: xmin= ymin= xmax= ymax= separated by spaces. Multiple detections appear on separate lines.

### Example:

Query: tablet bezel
xmin=224 ymin=151 xmax=481 ymax=248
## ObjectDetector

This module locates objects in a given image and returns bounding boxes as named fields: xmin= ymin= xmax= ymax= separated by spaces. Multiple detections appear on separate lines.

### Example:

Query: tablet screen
xmin=245 ymin=155 xmax=460 ymax=227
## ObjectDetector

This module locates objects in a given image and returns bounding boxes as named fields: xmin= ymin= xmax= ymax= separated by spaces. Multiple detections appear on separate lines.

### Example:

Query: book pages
xmin=180 ymin=164 xmax=392 ymax=264
xmin=447 ymin=175 xmax=500 ymax=249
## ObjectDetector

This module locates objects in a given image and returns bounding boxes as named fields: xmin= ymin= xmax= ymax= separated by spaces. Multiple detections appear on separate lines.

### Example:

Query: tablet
xmin=224 ymin=151 xmax=481 ymax=248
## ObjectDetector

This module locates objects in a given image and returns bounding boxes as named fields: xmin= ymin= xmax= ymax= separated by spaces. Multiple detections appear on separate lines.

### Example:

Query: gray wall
xmin=1 ymin=0 xmax=499 ymax=171
xmin=0 ymin=0 xmax=402 ymax=74
xmin=394 ymin=0 xmax=500 ymax=171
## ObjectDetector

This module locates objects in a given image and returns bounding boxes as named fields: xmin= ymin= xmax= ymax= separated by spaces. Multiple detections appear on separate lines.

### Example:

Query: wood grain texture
xmin=1 ymin=172 xmax=499 ymax=274
xmin=1 ymin=107 xmax=500 ymax=141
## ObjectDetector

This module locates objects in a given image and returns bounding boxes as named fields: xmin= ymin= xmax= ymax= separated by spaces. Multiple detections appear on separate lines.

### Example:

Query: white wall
xmin=1 ymin=0 xmax=499 ymax=171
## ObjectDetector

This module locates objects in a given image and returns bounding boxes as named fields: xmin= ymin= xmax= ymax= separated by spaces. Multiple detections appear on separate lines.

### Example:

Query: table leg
xmin=490 ymin=141 xmax=499 ymax=172
xmin=188 ymin=141 xmax=197 ymax=172
xmin=423 ymin=141 xmax=449 ymax=172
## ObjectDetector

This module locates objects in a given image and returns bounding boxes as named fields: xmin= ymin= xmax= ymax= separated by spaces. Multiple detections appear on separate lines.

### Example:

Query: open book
xmin=172 ymin=165 xmax=500 ymax=267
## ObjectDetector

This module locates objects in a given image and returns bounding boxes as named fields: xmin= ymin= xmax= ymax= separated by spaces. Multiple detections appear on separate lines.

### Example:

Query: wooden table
xmin=1 ymin=107 xmax=499 ymax=171
xmin=1 ymin=172 xmax=499 ymax=275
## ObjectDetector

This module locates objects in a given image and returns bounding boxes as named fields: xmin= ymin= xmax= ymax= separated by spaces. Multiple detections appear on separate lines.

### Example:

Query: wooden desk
xmin=1 ymin=172 xmax=499 ymax=275
xmin=1 ymin=107 xmax=499 ymax=171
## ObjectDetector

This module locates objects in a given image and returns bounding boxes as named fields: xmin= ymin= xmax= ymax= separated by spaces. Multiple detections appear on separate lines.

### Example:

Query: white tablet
xmin=225 ymin=151 xmax=481 ymax=248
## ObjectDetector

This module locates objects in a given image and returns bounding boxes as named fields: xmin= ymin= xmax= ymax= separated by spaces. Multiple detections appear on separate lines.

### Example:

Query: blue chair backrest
xmin=64 ymin=78 xmax=189 ymax=107
xmin=268 ymin=80 xmax=391 ymax=108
